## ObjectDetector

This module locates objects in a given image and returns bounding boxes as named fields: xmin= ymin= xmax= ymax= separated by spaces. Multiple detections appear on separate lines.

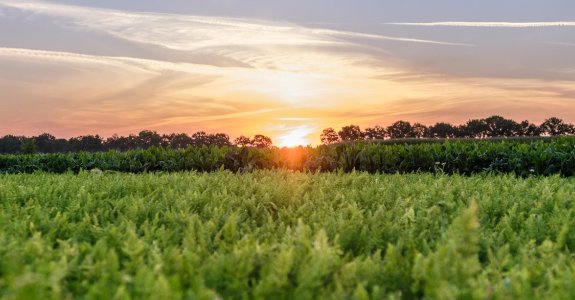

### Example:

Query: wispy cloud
xmin=1 ymin=1 xmax=574 ymax=142
xmin=387 ymin=21 xmax=575 ymax=28
xmin=2 ymin=44 xmax=575 ymax=140
xmin=0 ymin=0 xmax=468 ymax=51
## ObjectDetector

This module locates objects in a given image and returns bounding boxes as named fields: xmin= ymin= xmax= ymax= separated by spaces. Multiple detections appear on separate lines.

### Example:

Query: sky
xmin=1 ymin=0 xmax=574 ymax=146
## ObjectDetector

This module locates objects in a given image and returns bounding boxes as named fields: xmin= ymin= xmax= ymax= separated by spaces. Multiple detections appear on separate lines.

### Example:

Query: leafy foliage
xmin=1 ymin=172 xmax=574 ymax=298
xmin=1 ymin=137 xmax=574 ymax=176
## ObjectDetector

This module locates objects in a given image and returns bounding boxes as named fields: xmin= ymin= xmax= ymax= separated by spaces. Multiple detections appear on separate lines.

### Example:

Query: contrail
xmin=312 ymin=29 xmax=473 ymax=46
xmin=387 ymin=21 xmax=575 ymax=28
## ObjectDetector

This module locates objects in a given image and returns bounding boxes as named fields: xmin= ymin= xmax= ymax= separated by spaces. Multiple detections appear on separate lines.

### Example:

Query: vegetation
xmin=1 ymin=116 xmax=573 ymax=298
xmin=0 ymin=131 xmax=272 ymax=154
xmin=323 ymin=116 xmax=575 ymax=144
xmin=1 ymin=171 xmax=574 ymax=299
xmin=1 ymin=116 xmax=573 ymax=155
xmin=1 ymin=137 xmax=574 ymax=176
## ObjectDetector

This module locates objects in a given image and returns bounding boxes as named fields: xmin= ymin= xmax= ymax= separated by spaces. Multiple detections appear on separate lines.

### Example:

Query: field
xmin=1 ymin=171 xmax=574 ymax=299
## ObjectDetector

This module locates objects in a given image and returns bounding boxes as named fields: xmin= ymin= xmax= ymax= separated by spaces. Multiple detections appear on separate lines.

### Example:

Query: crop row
xmin=0 ymin=137 xmax=574 ymax=176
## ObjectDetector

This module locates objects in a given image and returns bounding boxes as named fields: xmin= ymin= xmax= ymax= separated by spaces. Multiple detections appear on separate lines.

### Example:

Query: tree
xmin=462 ymin=119 xmax=489 ymax=138
xmin=35 ymin=133 xmax=57 ymax=153
xmin=165 ymin=133 xmax=193 ymax=149
xmin=252 ymin=134 xmax=273 ymax=148
xmin=338 ymin=125 xmax=363 ymax=141
xmin=191 ymin=131 xmax=210 ymax=147
xmin=20 ymin=138 xmax=37 ymax=154
xmin=387 ymin=121 xmax=414 ymax=139
xmin=105 ymin=134 xmax=137 ymax=151
xmin=0 ymin=135 xmax=24 ymax=154
xmin=69 ymin=135 xmax=103 ymax=152
xmin=412 ymin=123 xmax=428 ymax=139
xmin=540 ymin=117 xmax=571 ymax=136
xmin=363 ymin=126 xmax=387 ymax=140
xmin=234 ymin=135 xmax=252 ymax=147
xmin=483 ymin=116 xmax=520 ymax=137
xmin=427 ymin=122 xmax=458 ymax=138
xmin=320 ymin=128 xmax=341 ymax=144
xmin=208 ymin=133 xmax=232 ymax=147
xmin=137 ymin=130 xmax=162 ymax=148
xmin=519 ymin=120 xmax=542 ymax=137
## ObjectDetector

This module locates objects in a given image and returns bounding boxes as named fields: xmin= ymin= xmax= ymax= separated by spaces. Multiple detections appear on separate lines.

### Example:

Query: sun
xmin=257 ymin=72 xmax=320 ymax=104
xmin=277 ymin=126 xmax=313 ymax=147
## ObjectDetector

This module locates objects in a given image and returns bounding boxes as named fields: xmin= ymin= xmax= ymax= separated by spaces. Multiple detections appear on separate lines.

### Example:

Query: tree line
xmin=0 ymin=131 xmax=273 ymax=154
xmin=2 ymin=115 xmax=574 ymax=154
xmin=321 ymin=116 xmax=575 ymax=144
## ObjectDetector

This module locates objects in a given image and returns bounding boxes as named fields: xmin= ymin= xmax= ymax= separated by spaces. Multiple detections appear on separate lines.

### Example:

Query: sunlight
xmin=276 ymin=126 xmax=314 ymax=147
xmin=257 ymin=72 xmax=322 ymax=104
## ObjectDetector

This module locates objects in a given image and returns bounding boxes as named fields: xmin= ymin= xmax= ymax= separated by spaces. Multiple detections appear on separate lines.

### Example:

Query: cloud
xmin=387 ymin=21 xmax=575 ymax=28
xmin=3 ymin=45 xmax=575 ymax=141
xmin=1 ymin=1 xmax=574 ymax=142
xmin=0 ymin=0 xmax=468 ymax=51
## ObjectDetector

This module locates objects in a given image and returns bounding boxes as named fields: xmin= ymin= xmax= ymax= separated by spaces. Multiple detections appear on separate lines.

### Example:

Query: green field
xmin=1 ymin=171 xmax=574 ymax=299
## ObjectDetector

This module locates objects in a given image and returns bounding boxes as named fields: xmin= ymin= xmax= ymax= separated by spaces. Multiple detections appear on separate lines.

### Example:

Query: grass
xmin=1 ymin=171 xmax=574 ymax=299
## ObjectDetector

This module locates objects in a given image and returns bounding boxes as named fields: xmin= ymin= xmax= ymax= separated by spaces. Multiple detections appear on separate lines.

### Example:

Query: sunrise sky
xmin=1 ymin=0 xmax=574 ymax=146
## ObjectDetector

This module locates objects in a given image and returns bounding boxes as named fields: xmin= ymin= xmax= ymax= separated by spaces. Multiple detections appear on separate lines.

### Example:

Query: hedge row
xmin=1 ymin=137 xmax=574 ymax=176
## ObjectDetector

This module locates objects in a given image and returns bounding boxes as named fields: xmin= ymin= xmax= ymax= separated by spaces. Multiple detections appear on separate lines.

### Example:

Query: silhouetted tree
xmin=234 ymin=135 xmax=252 ymax=147
xmin=191 ymin=131 xmax=210 ymax=147
xmin=387 ymin=121 xmax=414 ymax=139
xmin=35 ymin=133 xmax=57 ymax=153
xmin=105 ymin=134 xmax=137 ymax=151
xmin=519 ymin=120 xmax=542 ymax=137
xmin=20 ymin=138 xmax=37 ymax=154
xmin=427 ymin=122 xmax=458 ymax=138
xmin=320 ymin=128 xmax=341 ymax=144
xmin=412 ymin=123 xmax=428 ymax=139
xmin=137 ymin=130 xmax=163 ymax=148
xmin=338 ymin=125 xmax=363 ymax=141
xmin=0 ymin=135 xmax=23 ymax=154
xmin=165 ymin=133 xmax=193 ymax=149
xmin=484 ymin=116 xmax=520 ymax=137
xmin=363 ymin=126 xmax=387 ymax=140
xmin=540 ymin=117 xmax=571 ymax=136
xmin=1 ymin=115 xmax=573 ymax=154
xmin=208 ymin=133 xmax=232 ymax=147
xmin=252 ymin=134 xmax=273 ymax=148
xmin=54 ymin=138 xmax=70 ymax=152
xmin=69 ymin=135 xmax=103 ymax=152
xmin=461 ymin=119 xmax=489 ymax=138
